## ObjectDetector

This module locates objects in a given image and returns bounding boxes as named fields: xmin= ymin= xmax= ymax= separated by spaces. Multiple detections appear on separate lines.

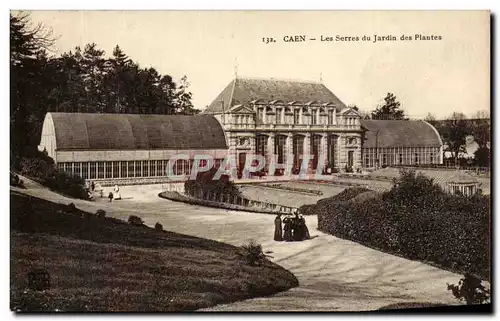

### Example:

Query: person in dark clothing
xmin=274 ymin=214 xmax=283 ymax=241
xmin=299 ymin=214 xmax=310 ymax=240
xmin=108 ymin=192 xmax=114 ymax=202
xmin=292 ymin=213 xmax=303 ymax=241
xmin=283 ymin=216 xmax=293 ymax=241
xmin=91 ymin=181 xmax=95 ymax=192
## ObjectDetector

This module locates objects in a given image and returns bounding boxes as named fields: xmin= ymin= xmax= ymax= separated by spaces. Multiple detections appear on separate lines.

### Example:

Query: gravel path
xmin=12 ymin=180 xmax=465 ymax=311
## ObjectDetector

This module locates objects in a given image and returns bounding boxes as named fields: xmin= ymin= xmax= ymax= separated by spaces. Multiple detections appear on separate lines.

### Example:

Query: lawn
xmin=10 ymin=191 xmax=298 ymax=312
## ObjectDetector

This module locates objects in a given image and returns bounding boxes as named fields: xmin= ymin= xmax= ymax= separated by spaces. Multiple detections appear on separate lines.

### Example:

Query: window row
xmin=362 ymin=147 xmax=441 ymax=167
xmin=254 ymin=108 xmax=339 ymax=125
xmin=57 ymin=159 xmax=224 ymax=180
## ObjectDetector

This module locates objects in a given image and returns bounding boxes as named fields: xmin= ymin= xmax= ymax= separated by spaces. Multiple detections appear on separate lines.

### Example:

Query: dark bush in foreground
xmin=447 ymin=273 xmax=490 ymax=305
xmin=240 ymin=240 xmax=271 ymax=266
xmin=96 ymin=209 xmax=106 ymax=218
xmin=66 ymin=203 xmax=77 ymax=213
xmin=128 ymin=215 xmax=144 ymax=226
xmin=155 ymin=222 xmax=164 ymax=231
xmin=316 ymin=169 xmax=490 ymax=280
xmin=16 ymin=149 xmax=87 ymax=199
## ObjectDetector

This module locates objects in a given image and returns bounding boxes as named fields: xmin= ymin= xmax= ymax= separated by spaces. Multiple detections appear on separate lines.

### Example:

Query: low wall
xmin=160 ymin=191 xmax=298 ymax=215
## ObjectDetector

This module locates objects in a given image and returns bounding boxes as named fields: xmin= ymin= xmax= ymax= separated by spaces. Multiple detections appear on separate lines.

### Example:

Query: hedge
xmin=15 ymin=149 xmax=88 ymax=200
xmin=315 ymin=170 xmax=490 ymax=281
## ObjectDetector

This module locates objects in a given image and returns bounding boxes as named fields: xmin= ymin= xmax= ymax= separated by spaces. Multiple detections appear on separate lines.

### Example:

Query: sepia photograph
xmin=9 ymin=10 xmax=491 ymax=313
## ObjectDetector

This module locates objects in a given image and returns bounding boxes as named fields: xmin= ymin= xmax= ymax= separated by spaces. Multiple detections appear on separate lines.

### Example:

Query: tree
xmin=424 ymin=112 xmax=437 ymax=126
xmin=470 ymin=112 xmax=490 ymax=149
xmin=174 ymin=75 xmax=199 ymax=115
xmin=10 ymin=12 xmax=56 ymax=157
xmin=441 ymin=112 xmax=472 ymax=165
xmin=371 ymin=93 xmax=407 ymax=120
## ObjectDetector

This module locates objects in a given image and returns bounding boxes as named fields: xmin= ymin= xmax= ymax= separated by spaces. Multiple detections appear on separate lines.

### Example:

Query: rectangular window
xmin=383 ymin=154 xmax=387 ymax=165
xmin=135 ymin=161 xmax=142 ymax=177
xmin=128 ymin=161 xmax=134 ymax=178
xmin=257 ymin=108 xmax=264 ymax=124
xmin=328 ymin=110 xmax=334 ymax=125
xmin=150 ymin=160 xmax=156 ymax=177
xmin=157 ymin=160 xmax=163 ymax=177
xmin=399 ymin=153 xmax=403 ymax=164
xmin=105 ymin=162 xmax=112 ymax=179
xmin=312 ymin=110 xmax=318 ymax=125
xmin=183 ymin=160 xmax=190 ymax=175
xmin=120 ymin=161 xmax=127 ymax=178
xmin=112 ymin=161 xmax=120 ymax=178
xmin=73 ymin=162 xmax=81 ymax=178
xmin=89 ymin=162 xmax=97 ymax=179
xmin=430 ymin=154 xmax=434 ymax=164
xmin=415 ymin=153 xmax=419 ymax=165
xmin=97 ymin=162 xmax=105 ymax=179
xmin=293 ymin=109 xmax=300 ymax=124
xmin=82 ymin=162 xmax=89 ymax=180
xmin=276 ymin=108 xmax=281 ymax=124
xmin=142 ymin=160 xmax=149 ymax=177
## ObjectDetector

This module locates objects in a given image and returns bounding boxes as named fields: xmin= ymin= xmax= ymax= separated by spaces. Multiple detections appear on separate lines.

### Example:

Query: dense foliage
xmin=15 ymin=149 xmax=88 ymax=199
xmin=11 ymin=12 xmax=198 ymax=158
xmin=316 ymin=170 xmax=490 ymax=280
xmin=370 ymin=93 xmax=407 ymax=120
xmin=184 ymin=167 xmax=241 ymax=198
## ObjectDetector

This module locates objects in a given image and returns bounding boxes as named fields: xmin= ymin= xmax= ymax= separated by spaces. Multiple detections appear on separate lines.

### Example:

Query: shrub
xmin=128 ymin=215 xmax=144 ymax=226
xmin=66 ymin=203 xmax=77 ymax=213
xmin=17 ymin=149 xmax=87 ymax=200
xmin=155 ymin=222 xmax=163 ymax=231
xmin=447 ymin=274 xmax=490 ymax=305
xmin=184 ymin=167 xmax=241 ymax=199
xmin=240 ymin=240 xmax=270 ymax=266
xmin=316 ymin=170 xmax=491 ymax=280
xmin=96 ymin=209 xmax=106 ymax=218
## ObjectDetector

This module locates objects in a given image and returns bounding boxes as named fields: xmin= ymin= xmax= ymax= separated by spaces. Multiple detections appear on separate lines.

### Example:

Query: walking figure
xmin=108 ymin=192 xmax=114 ymax=202
xmin=91 ymin=181 xmax=95 ymax=192
xmin=283 ymin=216 xmax=293 ymax=242
xmin=274 ymin=214 xmax=283 ymax=241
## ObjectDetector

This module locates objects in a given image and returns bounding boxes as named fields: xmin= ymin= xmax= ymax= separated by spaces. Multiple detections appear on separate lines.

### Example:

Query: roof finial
xmin=234 ymin=57 xmax=239 ymax=79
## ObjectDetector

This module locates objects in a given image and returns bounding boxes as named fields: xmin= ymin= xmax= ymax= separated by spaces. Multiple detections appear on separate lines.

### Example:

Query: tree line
xmin=11 ymin=12 xmax=199 ymax=158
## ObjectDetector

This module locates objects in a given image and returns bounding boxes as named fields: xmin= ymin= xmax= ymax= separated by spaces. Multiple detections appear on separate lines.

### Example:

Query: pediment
xmin=340 ymin=108 xmax=361 ymax=117
xmin=230 ymin=104 xmax=254 ymax=114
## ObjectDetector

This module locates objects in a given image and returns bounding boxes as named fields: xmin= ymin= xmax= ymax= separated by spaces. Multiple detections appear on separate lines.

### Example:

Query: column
xmin=299 ymin=108 xmax=303 ymax=124
xmin=320 ymin=134 xmax=328 ymax=170
xmin=285 ymin=134 xmax=293 ymax=170
xmin=303 ymin=133 xmax=311 ymax=172
xmin=266 ymin=135 xmax=275 ymax=172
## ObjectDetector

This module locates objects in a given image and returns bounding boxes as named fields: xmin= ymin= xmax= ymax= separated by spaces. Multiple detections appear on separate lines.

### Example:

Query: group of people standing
xmin=274 ymin=212 xmax=310 ymax=242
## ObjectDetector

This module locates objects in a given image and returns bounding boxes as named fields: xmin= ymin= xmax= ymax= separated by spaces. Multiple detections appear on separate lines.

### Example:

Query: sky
xmin=26 ymin=10 xmax=490 ymax=119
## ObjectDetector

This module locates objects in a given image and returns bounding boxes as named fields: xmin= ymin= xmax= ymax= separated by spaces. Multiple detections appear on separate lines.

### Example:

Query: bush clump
xmin=128 ymin=215 xmax=144 ymax=226
xmin=16 ymin=149 xmax=87 ymax=199
xmin=316 ymin=169 xmax=490 ymax=281
xmin=154 ymin=222 xmax=163 ymax=231
xmin=96 ymin=209 xmax=106 ymax=219
xmin=447 ymin=273 xmax=490 ymax=305
xmin=240 ymin=240 xmax=271 ymax=266
xmin=184 ymin=167 xmax=240 ymax=199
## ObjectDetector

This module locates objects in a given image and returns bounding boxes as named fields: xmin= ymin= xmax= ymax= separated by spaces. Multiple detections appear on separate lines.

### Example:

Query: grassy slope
xmin=10 ymin=191 xmax=298 ymax=312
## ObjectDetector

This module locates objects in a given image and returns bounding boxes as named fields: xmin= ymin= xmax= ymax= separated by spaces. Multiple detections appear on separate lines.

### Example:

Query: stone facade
xmin=205 ymin=78 xmax=364 ymax=174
